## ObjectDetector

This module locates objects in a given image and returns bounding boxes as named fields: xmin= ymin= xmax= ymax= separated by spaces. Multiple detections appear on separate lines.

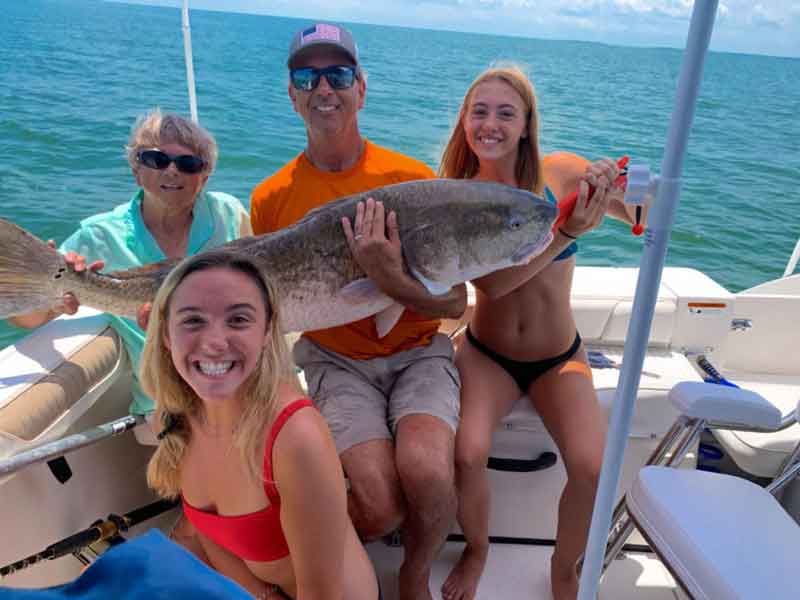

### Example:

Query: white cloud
xmin=750 ymin=3 xmax=783 ymax=27
xmin=127 ymin=0 xmax=800 ymax=57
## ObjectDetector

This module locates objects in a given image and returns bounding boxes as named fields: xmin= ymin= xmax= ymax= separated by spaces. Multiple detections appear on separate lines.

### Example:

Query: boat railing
xmin=0 ymin=414 xmax=143 ymax=481
xmin=783 ymin=235 xmax=800 ymax=277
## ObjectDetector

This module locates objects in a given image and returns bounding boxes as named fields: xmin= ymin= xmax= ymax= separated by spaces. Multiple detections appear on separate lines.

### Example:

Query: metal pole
xmin=577 ymin=3 xmax=718 ymax=598
xmin=783 ymin=237 xmax=800 ymax=277
xmin=766 ymin=459 xmax=800 ymax=496
xmin=0 ymin=415 xmax=143 ymax=478
xmin=182 ymin=0 xmax=199 ymax=123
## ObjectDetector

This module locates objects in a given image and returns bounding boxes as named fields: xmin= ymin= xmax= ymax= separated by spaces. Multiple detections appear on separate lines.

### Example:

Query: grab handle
xmin=488 ymin=451 xmax=558 ymax=473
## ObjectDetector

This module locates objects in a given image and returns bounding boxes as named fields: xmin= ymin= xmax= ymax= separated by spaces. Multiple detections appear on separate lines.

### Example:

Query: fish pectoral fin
xmin=340 ymin=278 xmax=385 ymax=304
xmin=374 ymin=303 xmax=405 ymax=338
xmin=409 ymin=267 xmax=452 ymax=296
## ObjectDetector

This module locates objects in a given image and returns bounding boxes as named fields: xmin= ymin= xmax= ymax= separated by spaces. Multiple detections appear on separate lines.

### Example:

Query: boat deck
xmin=368 ymin=541 xmax=686 ymax=599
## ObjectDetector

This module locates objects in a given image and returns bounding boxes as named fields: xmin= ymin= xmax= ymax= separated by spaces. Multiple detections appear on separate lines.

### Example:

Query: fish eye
xmin=509 ymin=215 xmax=525 ymax=230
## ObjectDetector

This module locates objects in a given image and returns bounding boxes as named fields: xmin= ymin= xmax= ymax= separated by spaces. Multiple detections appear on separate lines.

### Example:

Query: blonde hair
xmin=126 ymin=107 xmax=218 ymax=173
xmin=438 ymin=64 xmax=544 ymax=195
xmin=142 ymin=250 xmax=300 ymax=499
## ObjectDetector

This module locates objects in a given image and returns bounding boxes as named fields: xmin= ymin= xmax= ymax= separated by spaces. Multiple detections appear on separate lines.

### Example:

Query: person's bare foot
xmin=441 ymin=543 xmax=488 ymax=600
xmin=550 ymin=555 xmax=579 ymax=600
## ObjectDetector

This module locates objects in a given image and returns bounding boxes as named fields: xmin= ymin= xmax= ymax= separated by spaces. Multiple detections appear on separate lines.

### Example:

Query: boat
xmin=2 ymin=255 xmax=798 ymax=597
xmin=2 ymin=2 xmax=799 ymax=598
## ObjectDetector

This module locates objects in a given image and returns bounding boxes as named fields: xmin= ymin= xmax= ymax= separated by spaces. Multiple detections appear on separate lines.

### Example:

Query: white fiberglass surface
xmin=367 ymin=541 xmax=682 ymax=599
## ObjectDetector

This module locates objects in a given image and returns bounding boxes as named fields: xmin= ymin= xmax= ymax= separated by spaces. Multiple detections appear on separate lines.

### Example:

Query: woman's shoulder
xmin=270 ymin=394 xmax=320 ymax=435
xmin=198 ymin=191 xmax=250 ymax=241
xmin=203 ymin=191 xmax=247 ymax=218
xmin=269 ymin=395 xmax=340 ymax=495
xmin=60 ymin=197 xmax=139 ymax=255
xmin=75 ymin=196 xmax=138 ymax=230
xmin=269 ymin=394 xmax=330 ymax=458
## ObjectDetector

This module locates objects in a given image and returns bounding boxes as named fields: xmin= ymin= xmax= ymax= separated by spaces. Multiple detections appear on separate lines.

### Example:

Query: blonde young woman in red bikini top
xmin=141 ymin=250 xmax=379 ymax=600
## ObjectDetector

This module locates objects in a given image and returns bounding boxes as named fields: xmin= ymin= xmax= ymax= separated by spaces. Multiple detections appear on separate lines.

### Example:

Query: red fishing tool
xmin=553 ymin=156 xmax=645 ymax=236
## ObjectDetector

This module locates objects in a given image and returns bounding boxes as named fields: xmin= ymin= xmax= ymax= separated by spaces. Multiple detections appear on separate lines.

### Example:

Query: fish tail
xmin=0 ymin=219 xmax=67 ymax=318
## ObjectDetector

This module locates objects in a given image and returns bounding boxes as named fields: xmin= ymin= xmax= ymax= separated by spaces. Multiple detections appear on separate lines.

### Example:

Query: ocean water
xmin=1 ymin=0 xmax=799 ymax=350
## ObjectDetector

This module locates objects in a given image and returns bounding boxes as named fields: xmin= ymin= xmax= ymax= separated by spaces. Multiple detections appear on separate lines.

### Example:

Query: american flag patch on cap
xmin=301 ymin=24 xmax=341 ymax=45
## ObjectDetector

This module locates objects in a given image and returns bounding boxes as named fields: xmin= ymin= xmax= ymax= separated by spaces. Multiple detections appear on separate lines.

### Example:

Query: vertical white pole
xmin=182 ymin=0 xmax=199 ymax=124
xmin=783 ymin=237 xmax=800 ymax=277
xmin=577 ymin=2 xmax=718 ymax=598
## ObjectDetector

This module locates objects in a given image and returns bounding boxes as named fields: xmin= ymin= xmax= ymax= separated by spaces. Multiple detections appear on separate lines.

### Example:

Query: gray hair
xmin=125 ymin=108 xmax=218 ymax=173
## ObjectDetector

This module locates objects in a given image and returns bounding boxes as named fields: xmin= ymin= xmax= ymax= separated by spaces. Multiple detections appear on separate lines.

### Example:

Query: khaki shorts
xmin=293 ymin=334 xmax=461 ymax=453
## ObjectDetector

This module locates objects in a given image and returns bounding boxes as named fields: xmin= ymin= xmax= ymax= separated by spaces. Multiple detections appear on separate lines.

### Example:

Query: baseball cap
xmin=287 ymin=23 xmax=360 ymax=69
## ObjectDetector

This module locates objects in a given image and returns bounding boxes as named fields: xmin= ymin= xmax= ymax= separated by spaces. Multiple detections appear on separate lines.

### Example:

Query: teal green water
xmin=2 ymin=0 xmax=799 ymax=349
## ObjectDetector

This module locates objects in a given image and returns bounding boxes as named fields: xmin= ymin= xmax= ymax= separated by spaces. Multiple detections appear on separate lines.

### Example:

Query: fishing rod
xmin=0 ymin=498 xmax=179 ymax=578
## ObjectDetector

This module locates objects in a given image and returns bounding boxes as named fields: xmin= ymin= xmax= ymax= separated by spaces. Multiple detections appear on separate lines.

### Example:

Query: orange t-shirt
xmin=250 ymin=140 xmax=439 ymax=360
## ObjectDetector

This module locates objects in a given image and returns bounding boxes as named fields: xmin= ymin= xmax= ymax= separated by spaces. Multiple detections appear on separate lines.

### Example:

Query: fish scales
xmin=0 ymin=179 xmax=558 ymax=335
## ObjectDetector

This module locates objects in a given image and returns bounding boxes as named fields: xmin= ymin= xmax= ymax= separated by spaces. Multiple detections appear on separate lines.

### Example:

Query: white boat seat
xmin=0 ymin=310 xmax=126 ymax=462
xmin=627 ymin=466 xmax=800 ymax=600
xmin=668 ymin=381 xmax=782 ymax=429
xmin=710 ymin=374 xmax=800 ymax=477
xmin=496 ymin=347 xmax=702 ymax=436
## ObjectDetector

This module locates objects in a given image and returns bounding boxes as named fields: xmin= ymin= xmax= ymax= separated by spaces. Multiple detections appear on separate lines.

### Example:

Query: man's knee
xmin=350 ymin=474 xmax=406 ymax=539
xmin=395 ymin=419 xmax=455 ymax=497
xmin=344 ymin=441 xmax=407 ymax=540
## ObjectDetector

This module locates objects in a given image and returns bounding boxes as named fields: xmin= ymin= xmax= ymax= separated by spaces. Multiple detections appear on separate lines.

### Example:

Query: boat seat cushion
xmin=501 ymin=348 xmax=701 ymax=429
xmin=669 ymin=381 xmax=782 ymax=429
xmin=627 ymin=466 xmax=800 ymax=600
xmin=0 ymin=313 xmax=123 ymax=460
xmin=711 ymin=374 xmax=800 ymax=477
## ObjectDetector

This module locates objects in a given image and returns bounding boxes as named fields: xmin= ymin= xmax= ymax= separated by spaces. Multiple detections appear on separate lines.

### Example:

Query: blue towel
xmin=0 ymin=529 xmax=252 ymax=599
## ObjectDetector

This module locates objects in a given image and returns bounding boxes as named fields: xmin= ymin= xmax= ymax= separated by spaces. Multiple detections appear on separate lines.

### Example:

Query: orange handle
xmin=554 ymin=156 xmax=635 ymax=233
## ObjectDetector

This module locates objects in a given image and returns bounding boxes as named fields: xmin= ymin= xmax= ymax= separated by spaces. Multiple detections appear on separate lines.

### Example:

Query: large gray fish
xmin=0 ymin=179 xmax=557 ymax=336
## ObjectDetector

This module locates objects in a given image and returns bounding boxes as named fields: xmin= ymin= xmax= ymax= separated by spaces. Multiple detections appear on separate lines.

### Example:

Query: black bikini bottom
xmin=465 ymin=327 xmax=582 ymax=392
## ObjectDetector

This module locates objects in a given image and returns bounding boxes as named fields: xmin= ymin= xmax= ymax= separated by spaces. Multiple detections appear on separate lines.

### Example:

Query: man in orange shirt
xmin=251 ymin=23 xmax=467 ymax=600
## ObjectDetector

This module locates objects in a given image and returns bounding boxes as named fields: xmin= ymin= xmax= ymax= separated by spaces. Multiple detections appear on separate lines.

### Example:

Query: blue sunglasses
xmin=290 ymin=65 xmax=359 ymax=91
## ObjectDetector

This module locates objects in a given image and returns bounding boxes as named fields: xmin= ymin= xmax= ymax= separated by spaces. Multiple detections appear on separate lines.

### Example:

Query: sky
xmin=116 ymin=0 xmax=800 ymax=58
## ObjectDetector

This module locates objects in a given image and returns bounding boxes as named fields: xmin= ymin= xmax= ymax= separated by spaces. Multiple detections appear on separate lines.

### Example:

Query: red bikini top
xmin=181 ymin=398 xmax=314 ymax=562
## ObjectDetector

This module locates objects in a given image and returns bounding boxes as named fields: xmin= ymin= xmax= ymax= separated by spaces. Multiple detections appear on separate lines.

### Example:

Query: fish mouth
xmin=511 ymin=232 xmax=553 ymax=264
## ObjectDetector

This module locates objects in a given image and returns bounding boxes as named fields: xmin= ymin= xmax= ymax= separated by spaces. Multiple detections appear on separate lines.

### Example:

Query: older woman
xmin=9 ymin=109 xmax=250 ymax=416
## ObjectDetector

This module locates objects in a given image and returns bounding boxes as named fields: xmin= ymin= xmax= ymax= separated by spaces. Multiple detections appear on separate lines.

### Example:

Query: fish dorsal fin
xmin=374 ymin=302 xmax=405 ymax=338
xmin=293 ymin=183 xmax=404 ymax=234
xmin=302 ymin=195 xmax=356 ymax=220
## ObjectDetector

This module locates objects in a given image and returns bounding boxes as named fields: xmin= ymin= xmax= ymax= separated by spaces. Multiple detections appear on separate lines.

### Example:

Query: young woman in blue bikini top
xmin=437 ymin=64 xmax=643 ymax=600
